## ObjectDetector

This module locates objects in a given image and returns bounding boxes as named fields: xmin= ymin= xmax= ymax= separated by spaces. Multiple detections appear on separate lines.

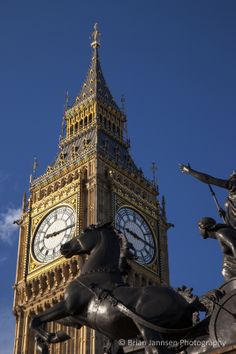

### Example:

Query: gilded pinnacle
xmin=91 ymin=23 xmax=101 ymax=49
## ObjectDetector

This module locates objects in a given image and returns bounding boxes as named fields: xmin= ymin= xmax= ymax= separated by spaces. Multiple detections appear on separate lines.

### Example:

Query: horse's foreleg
xmin=103 ymin=339 xmax=125 ymax=354
xmin=35 ymin=336 xmax=50 ymax=354
xmin=30 ymin=300 xmax=70 ymax=344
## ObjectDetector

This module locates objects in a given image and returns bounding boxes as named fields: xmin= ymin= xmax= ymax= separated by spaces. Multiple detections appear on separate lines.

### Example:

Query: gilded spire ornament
xmin=30 ymin=157 xmax=38 ymax=183
xmin=91 ymin=23 xmax=101 ymax=49
xmin=33 ymin=157 xmax=38 ymax=179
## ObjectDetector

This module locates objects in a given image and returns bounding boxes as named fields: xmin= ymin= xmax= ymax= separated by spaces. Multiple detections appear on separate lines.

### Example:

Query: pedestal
xmin=209 ymin=345 xmax=236 ymax=354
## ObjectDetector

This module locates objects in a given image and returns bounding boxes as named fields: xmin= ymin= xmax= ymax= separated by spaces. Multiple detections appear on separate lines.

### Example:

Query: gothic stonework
xmin=13 ymin=24 xmax=169 ymax=354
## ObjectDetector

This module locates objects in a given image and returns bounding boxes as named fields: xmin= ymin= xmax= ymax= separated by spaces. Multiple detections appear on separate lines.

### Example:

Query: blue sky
xmin=1 ymin=1 xmax=236 ymax=352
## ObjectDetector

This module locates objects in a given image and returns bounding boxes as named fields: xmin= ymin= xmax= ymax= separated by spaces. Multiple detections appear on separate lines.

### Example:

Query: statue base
xmin=122 ymin=345 xmax=236 ymax=354
xmin=209 ymin=345 xmax=236 ymax=354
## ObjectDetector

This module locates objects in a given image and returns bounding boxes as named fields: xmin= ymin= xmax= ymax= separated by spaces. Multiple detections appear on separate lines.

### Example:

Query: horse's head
xmin=60 ymin=225 xmax=101 ymax=258
xmin=60 ymin=223 xmax=125 ymax=277
xmin=60 ymin=223 xmax=117 ymax=259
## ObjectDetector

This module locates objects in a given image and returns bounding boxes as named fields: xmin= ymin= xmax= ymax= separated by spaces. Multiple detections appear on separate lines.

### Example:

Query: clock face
xmin=33 ymin=206 xmax=76 ymax=263
xmin=115 ymin=207 xmax=155 ymax=265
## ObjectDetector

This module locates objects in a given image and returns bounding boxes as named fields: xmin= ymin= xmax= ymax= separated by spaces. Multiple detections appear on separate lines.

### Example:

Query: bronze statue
xmin=30 ymin=223 xmax=236 ymax=354
xmin=30 ymin=224 xmax=196 ymax=354
xmin=198 ymin=217 xmax=236 ymax=281
xmin=180 ymin=164 xmax=236 ymax=228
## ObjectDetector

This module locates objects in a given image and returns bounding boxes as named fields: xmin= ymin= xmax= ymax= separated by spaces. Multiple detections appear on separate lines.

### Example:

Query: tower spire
xmin=75 ymin=23 xmax=119 ymax=111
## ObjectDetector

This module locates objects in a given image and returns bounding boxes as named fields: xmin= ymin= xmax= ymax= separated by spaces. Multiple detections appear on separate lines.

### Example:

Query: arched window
xmin=84 ymin=116 xmax=88 ymax=126
xmin=80 ymin=120 xmax=83 ymax=128
xmin=39 ymin=190 xmax=45 ymax=199
xmin=67 ymin=174 xmax=73 ymax=184
xmin=61 ymin=178 xmax=66 ymax=187
xmin=70 ymin=126 xmax=73 ymax=136
xmin=47 ymin=186 xmax=51 ymax=195
xmin=89 ymin=114 xmax=92 ymax=124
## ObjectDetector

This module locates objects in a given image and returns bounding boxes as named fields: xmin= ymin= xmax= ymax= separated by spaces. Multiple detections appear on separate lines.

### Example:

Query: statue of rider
xmin=179 ymin=164 xmax=236 ymax=280
xmin=180 ymin=164 xmax=236 ymax=229
xmin=198 ymin=217 xmax=236 ymax=280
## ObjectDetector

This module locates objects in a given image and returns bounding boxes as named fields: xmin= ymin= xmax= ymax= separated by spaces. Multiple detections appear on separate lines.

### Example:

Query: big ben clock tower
xmin=13 ymin=24 xmax=169 ymax=354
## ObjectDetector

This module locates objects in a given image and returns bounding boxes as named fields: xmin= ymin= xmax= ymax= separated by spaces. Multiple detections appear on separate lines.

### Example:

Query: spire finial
xmin=162 ymin=195 xmax=166 ymax=216
xmin=32 ymin=157 xmax=38 ymax=179
xmin=22 ymin=192 xmax=27 ymax=213
xmin=91 ymin=23 xmax=101 ymax=49
xmin=61 ymin=90 xmax=69 ymax=139
xmin=64 ymin=90 xmax=69 ymax=112
xmin=151 ymin=162 xmax=157 ymax=187
xmin=121 ymin=94 xmax=126 ymax=113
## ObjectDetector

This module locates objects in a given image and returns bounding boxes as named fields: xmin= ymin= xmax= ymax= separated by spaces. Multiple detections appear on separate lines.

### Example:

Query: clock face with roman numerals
xmin=32 ymin=206 xmax=75 ymax=263
xmin=115 ymin=207 xmax=155 ymax=265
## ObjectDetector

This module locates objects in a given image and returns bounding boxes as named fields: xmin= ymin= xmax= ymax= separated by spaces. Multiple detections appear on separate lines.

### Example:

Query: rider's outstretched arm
xmin=180 ymin=164 xmax=228 ymax=189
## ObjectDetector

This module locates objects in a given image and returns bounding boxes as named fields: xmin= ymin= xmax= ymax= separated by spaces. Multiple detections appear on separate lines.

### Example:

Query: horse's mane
xmin=84 ymin=222 xmax=113 ymax=232
xmin=83 ymin=223 xmax=134 ymax=275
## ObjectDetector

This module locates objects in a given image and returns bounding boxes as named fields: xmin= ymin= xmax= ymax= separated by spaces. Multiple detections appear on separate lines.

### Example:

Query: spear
xmin=208 ymin=184 xmax=226 ymax=223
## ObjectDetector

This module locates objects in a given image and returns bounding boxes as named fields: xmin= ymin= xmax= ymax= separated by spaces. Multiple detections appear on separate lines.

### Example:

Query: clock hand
xmin=125 ymin=228 xmax=154 ymax=249
xmin=45 ymin=224 xmax=75 ymax=239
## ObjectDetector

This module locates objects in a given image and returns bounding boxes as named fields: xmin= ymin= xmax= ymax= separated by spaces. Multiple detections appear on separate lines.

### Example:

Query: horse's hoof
xmin=49 ymin=331 xmax=71 ymax=343
xmin=35 ymin=336 xmax=49 ymax=354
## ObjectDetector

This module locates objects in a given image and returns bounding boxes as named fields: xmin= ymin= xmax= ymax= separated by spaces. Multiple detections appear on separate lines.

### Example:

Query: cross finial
xmin=91 ymin=23 xmax=101 ymax=49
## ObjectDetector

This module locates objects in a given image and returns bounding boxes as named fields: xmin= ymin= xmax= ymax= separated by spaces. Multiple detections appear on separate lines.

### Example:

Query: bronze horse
xmin=30 ymin=224 xmax=213 ymax=354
